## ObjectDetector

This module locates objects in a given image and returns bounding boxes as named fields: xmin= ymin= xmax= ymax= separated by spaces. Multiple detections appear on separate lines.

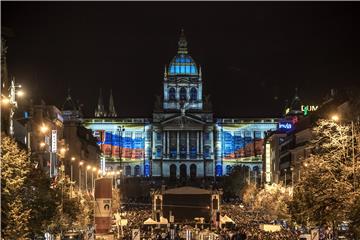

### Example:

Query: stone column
xmin=176 ymin=131 xmax=180 ymax=160
xmin=196 ymin=131 xmax=200 ymax=159
xmin=200 ymin=132 xmax=203 ymax=156
xmin=152 ymin=130 xmax=157 ymax=159
xmin=167 ymin=131 xmax=170 ymax=156
xmin=209 ymin=130 xmax=214 ymax=158
xmin=187 ymin=131 xmax=190 ymax=159
xmin=162 ymin=131 xmax=166 ymax=157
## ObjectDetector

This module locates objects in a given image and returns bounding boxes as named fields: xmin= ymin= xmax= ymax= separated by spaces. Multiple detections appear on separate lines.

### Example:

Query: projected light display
xmin=85 ymin=122 xmax=151 ymax=177
xmin=215 ymin=122 xmax=278 ymax=176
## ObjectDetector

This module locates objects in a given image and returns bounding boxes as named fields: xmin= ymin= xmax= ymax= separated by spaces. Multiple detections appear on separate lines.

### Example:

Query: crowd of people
xmin=112 ymin=198 xmax=303 ymax=240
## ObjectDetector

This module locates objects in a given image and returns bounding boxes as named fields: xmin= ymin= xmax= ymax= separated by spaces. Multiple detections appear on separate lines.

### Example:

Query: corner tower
xmin=163 ymin=29 xmax=203 ymax=111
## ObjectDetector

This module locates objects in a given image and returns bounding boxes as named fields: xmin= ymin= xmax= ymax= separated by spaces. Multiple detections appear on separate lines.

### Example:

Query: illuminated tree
xmin=290 ymin=119 xmax=360 ymax=236
xmin=1 ymin=136 xmax=31 ymax=239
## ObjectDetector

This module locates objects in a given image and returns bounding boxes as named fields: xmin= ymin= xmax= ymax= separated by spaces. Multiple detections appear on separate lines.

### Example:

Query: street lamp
xmin=92 ymin=167 xmax=97 ymax=191
xmin=86 ymin=165 xmax=91 ymax=191
xmin=284 ymin=169 xmax=287 ymax=187
xmin=40 ymin=124 xmax=49 ymax=134
xmin=290 ymin=167 xmax=294 ymax=188
xmin=2 ymin=77 xmax=24 ymax=137
xmin=79 ymin=161 xmax=84 ymax=191
xmin=118 ymin=126 xmax=125 ymax=172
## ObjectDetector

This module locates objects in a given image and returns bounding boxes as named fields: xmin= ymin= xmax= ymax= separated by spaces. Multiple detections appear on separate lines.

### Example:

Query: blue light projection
xmin=168 ymin=54 xmax=198 ymax=75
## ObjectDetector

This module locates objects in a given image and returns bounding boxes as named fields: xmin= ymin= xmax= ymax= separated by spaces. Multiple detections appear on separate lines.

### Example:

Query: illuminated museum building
xmin=83 ymin=31 xmax=278 ymax=178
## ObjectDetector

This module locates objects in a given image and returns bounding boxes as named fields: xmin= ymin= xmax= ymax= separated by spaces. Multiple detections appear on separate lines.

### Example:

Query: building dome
xmin=167 ymin=29 xmax=198 ymax=76
xmin=168 ymin=54 xmax=198 ymax=75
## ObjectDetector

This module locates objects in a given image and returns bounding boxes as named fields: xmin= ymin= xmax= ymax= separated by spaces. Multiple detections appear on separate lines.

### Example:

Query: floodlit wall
xmin=215 ymin=120 xmax=278 ymax=176
xmin=83 ymin=120 xmax=152 ymax=177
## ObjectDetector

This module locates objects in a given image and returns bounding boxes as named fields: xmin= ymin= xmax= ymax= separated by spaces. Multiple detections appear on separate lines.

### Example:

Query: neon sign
xmin=278 ymin=120 xmax=294 ymax=131
xmin=301 ymin=105 xmax=318 ymax=116
xmin=279 ymin=122 xmax=292 ymax=130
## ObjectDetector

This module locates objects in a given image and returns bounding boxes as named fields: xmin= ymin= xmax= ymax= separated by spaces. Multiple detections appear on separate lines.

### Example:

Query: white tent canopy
xmin=220 ymin=215 xmax=235 ymax=224
xmin=143 ymin=218 xmax=158 ymax=225
xmin=159 ymin=216 xmax=169 ymax=224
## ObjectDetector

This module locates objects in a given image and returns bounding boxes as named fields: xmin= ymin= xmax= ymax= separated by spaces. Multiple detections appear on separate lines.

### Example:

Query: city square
xmin=1 ymin=2 xmax=360 ymax=240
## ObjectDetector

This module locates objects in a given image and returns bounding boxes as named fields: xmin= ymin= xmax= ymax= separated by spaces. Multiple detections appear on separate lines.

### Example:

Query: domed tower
xmin=163 ymin=29 xmax=203 ymax=111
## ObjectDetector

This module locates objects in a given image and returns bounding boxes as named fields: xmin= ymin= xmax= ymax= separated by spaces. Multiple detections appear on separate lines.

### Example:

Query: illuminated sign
xmin=51 ymin=130 xmax=57 ymax=153
xmin=278 ymin=121 xmax=294 ymax=132
xmin=279 ymin=122 xmax=292 ymax=130
xmin=265 ymin=143 xmax=271 ymax=183
xmin=301 ymin=105 xmax=318 ymax=116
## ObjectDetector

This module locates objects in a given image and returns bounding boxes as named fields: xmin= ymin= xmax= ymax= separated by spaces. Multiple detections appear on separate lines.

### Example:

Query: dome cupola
xmin=168 ymin=29 xmax=198 ymax=76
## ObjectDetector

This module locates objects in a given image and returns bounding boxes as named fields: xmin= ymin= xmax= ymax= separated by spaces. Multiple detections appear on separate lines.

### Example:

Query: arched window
xmin=134 ymin=165 xmax=140 ymax=176
xmin=190 ymin=87 xmax=197 ymax=101
xmin=125 ymin=165 xmax=131 ymax=176
xmin=180 ymin=87 xmax=187 ymax=101
xmin=169 ymin=88 xmax=176 ymax=101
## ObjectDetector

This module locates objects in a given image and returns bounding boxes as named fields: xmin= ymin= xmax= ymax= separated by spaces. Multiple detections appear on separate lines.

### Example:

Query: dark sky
xmin=2 ymin=2 xmax=360 ymax=118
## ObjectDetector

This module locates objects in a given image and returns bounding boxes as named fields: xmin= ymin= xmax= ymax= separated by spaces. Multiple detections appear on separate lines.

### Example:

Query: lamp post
xmin=1 ymin=77 xmax=24 ymax=137
xmin=79 ymin=161 xmax=84 ymax=191
xmin=284 ymin=169 xmax=287 ymax=187
xmin=86 ymin=165 xmax=91 ymax=191
xmin=290 ymin=167 xmax=294 ymax=188
xmin=117 ymin=126 xmax=125 ymax=172
xmin=39 ymin=123 xmax=52 ymax=177
xmin=260 ymin=170 xmax=263 ymax=186
xmin=92 ymin=167 xmax=97 ymax=192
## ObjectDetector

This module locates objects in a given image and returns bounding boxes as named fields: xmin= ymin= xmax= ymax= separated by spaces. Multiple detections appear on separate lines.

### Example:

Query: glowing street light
xmin=331 ymin=114 xmax=339 ymax=122
xmin=40 ymin=124 xmax=49 ymax=134
xmin=39 ymin=142 xmax=46 ymax=148
xmin=16 ymin=90 xmax=24 ymax=97
xmin=1 ymin=97 xmax=10 ymax=105
xmin=4 ymin=77 xmax=24 ymax=137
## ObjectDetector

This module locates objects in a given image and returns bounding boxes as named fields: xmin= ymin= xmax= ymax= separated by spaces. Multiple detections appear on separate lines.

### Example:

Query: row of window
xmin=168 ymin=87 xmax=197 ymax=101
xmin=107 ymin=165 xmax=141 ymax=176
xmin=169 ymin=65 xmax=197 ymax=75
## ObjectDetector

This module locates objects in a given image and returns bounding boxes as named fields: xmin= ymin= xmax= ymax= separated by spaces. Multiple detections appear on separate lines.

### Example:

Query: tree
xmin=252 ymin=183 xmax=291 ymax=221
xmin=1 ymin=136 xmax=32 ymax=239
xmin=223 ymin=165 xmax=249 ymax=199
xmin=48 ymin=167 xmax=94 ymax=236
xmin=290 ymin=119 xmax=360 ymax=236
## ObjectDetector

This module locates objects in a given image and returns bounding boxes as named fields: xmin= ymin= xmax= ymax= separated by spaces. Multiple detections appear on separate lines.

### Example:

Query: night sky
xmin=2 ymin=2 xmax=360 ymax=118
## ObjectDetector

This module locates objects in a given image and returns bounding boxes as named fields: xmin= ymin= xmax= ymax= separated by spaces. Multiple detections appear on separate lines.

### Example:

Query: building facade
xmin=83 ymin=31 xmax=278 ymax=178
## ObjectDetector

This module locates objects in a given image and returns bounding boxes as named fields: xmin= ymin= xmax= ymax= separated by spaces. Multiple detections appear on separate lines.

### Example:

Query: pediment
xmin=160 ymin=114 xmax=205 ymax=128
